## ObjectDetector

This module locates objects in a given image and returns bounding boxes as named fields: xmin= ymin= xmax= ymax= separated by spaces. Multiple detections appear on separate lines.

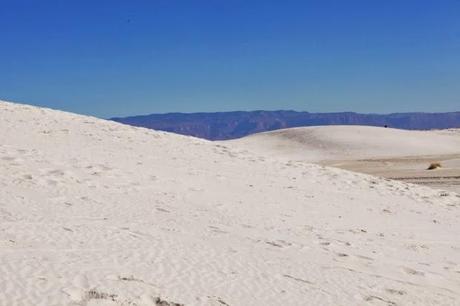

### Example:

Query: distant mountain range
xmin=110 ymin=110 xmax=460 ymax=140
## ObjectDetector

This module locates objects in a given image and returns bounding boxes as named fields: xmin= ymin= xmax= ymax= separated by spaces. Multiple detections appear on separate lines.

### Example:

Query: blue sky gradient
xmin=1 ymin=0 xmax=459 ymax=117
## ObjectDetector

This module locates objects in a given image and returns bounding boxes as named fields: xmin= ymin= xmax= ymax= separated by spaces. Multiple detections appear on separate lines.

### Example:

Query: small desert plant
xmin=427 ymin=162 xmax=442 ymax=170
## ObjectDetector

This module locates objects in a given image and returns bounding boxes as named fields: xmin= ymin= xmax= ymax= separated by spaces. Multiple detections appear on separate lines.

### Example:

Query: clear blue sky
xmin=1 ymin=0 xmax=459 ymax=118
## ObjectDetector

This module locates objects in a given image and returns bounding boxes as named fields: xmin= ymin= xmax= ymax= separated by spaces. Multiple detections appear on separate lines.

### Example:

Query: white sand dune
xmin=226 ymin=125 xmax=460 ymax=162
xmin=1 ymin=100 xmax=460 ymax=305
xmin=227 ymin=126 xmax=460 ymax=193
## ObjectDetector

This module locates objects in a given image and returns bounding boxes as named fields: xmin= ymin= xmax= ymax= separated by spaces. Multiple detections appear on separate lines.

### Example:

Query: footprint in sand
xmin=403 ymin=267 xmax=425 ymax=276
xmin=265 ymin=240 xmax=292 ymax=248
xmin=385 ymin=288 xmax=406 ymax=296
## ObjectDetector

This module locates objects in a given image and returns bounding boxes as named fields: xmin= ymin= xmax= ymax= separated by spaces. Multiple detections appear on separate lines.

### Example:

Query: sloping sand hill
xmin=228 ymin=126 xmax=460 ymax=192
xmin=227 ymin=125 xmax=460 ymax=161
xmin=1 ymin=101 xmax=460 ymax=305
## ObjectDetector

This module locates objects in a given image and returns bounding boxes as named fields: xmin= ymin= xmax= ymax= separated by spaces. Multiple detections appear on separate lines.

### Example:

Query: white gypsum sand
xmin=1 ymin=100 xmax=460 ymax=305
xmin=227 ymin=126 xmax=460 ymax=193
xmin=225 ymin=125 xmax=460 ymax=162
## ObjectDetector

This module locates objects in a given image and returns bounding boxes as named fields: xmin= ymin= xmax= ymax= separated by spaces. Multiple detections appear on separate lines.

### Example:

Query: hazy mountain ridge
xmin=111 ymin=110 xmax=460 ymax=140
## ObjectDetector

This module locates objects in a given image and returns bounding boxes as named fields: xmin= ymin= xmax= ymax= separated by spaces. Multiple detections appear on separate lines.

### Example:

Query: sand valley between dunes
xmin=1 ymin=101 xmax=460 ymax=306
xmin=322 ymin=154 xmax=460 ymax=194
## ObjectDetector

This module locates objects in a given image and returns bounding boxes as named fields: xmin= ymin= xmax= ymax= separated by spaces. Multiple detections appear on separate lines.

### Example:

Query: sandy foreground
xmin=1 ymin=101 xmax=460 ymax=306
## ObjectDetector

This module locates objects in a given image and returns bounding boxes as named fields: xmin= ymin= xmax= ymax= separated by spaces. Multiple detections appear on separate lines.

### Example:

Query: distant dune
xmin=227 ymin=125 xmax=460 ymax=161
xmin=111 ymin=110 xmax=460 ymax=140
xmin=1 ymin=100 xmax=460 ymax=305
xmin=228 ymin=126 xmax=460 ymax=192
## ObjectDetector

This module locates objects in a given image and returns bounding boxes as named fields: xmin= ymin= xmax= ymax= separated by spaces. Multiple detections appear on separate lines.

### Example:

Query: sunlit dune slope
xmin=1 ymin=100 xmax=459 ymax=306
xmin=227 ymin=125 xmax=460 ymax=162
